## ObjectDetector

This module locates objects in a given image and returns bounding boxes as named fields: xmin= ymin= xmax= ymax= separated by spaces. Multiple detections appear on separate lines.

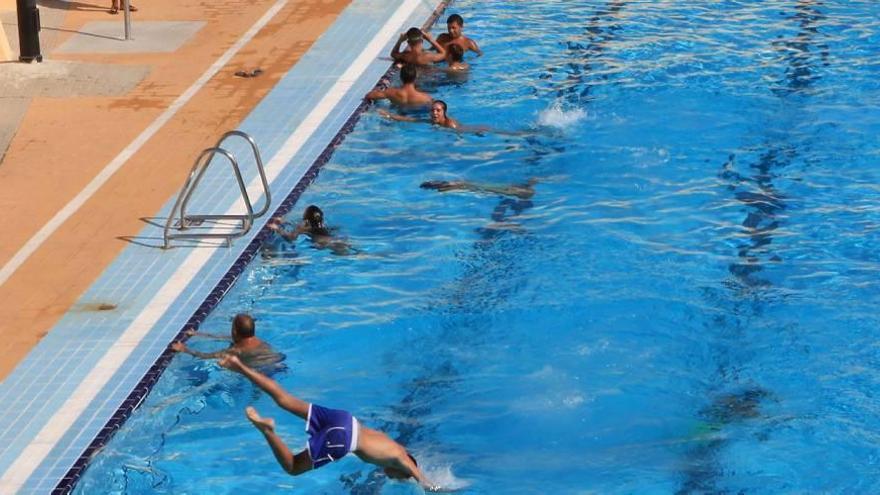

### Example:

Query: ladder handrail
xmin=163 ymin=147 xmax=255 ymax=249
xmin=180 ymin=130 xmax=271 ymax=222
xmin=216 ymin=130 xmax=271 ymax=218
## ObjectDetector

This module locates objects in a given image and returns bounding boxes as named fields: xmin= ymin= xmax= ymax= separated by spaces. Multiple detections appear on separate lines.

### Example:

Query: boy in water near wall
xmin=171 ymin=313 xmax=282 ymax=368
xmin=391 ymin=27 xmax=447 ymax=66
xmin=379 ymin=100 xmax=460 ymax=130
xmin=366 ymin=64 xmax=433 ymax=108
xmin=436 ymin=14 xmax=482 ymax=57
xmin=267 ymin=205 xmax=353 ymax=256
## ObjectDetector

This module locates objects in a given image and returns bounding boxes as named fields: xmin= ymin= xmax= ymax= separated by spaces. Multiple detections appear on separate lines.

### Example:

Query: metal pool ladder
xmin=163 ymin=130 xmax=271 ymax=249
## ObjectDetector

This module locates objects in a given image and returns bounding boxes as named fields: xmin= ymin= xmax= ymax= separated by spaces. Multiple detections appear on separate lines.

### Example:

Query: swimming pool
xmin=74 ymin=0 xmax=880 ymax=493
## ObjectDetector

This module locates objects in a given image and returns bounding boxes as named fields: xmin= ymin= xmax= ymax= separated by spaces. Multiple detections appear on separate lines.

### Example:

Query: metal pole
xmin=123 ymin=0 xmax=131 ymax=40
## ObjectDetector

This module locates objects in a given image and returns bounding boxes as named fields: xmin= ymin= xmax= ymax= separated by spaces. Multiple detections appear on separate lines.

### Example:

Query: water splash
xmin=423 ymin=464 xmax=471 ymax=492
xmin=537 ymin=100 xmax=587 ymax=130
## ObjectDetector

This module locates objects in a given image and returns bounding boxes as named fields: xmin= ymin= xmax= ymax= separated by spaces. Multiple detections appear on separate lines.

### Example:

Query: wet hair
xmin=432 ymin=99 xmax=448 ymax=114
xmin=233 ymin=313 xmax=255 ymax=338
xmin=303 ymin=205 xmax=331 ymax=236
xmin=406 ymin=27 xmax=422 ymax=42
xmin=400 ymin=64 xmax=418 ymax=84
xmin=447 ymin=14 xmax=463 ymax=26
xmin=448 ymin=43 xmax=464 ymax=62
xmin=303 ymin=205 xmax=324 ymax=227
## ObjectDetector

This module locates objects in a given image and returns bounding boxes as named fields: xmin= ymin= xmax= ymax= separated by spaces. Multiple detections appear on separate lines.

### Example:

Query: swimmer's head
xmin=446 ymin=14 xmax=463 ymax=37
xmin=405 ymin=27 xmax=422 ymax=45
xmin=302 ymin=205 xmax=325 ymax=230
xmin=384 ymin=453 xmax=418 ymax=480
xmin=400 ymin=64 xmax=418 ymax=84
xmin=231 ymin=313 xmax=255 ymax=341
xmin=447 ymin=43 xmax=464 ymax=63
xmin=431 ymin=100 xmax=448 ymax=123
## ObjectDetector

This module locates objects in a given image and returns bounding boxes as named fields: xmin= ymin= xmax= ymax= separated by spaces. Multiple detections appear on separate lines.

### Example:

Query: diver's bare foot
xmin=218 ymin=354 xmax=243 ymax=372
xmin=246 ymin=406 xmax=275 ymax=434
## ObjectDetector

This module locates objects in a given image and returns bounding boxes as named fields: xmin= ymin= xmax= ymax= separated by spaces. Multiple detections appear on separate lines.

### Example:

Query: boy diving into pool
xmin=218 ymin=354 xmax=442 ymax=492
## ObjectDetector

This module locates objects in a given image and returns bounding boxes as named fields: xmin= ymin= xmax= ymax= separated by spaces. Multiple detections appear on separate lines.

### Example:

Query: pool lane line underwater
xmin=50 ymin=1 xmax=454 ymax=493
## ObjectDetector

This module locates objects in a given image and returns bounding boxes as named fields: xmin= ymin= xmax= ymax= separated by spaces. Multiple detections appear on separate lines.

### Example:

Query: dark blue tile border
xmin=52 ymin=1 xmax=453 ymax=493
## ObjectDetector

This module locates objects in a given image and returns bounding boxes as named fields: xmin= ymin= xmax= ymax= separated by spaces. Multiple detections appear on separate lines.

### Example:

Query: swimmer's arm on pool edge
xmin=170 ymin=341 xmax=230 ymax=359
xmin=365 ymin=87 xmax=391 ymax=101
xmin=183 ymin=328 xmax=230 ymax=341
xmin=267 ymin=220 xmax=308 ymax=242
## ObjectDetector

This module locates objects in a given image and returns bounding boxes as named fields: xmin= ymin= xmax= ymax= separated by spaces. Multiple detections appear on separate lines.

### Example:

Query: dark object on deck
xmin=235 ymin=68 xmax=264 ymax=78
xmin=16 ymin=0 xmax=42 ymax=63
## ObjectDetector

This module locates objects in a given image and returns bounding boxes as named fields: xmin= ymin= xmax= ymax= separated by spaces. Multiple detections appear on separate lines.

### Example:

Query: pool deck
xmin=0 ymin=0 xmax=446 ymax=492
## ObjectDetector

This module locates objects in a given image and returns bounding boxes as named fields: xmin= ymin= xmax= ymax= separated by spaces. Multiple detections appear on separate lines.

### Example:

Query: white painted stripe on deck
xmin=0 ymin=0 xmax=421 ymax=491
xmin=0 ymin=0 xmax=288 ymax=290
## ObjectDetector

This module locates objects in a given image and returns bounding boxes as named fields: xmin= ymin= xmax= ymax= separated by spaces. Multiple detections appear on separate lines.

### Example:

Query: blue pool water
xmin=75 ymin=0 xmax=880 ymax=493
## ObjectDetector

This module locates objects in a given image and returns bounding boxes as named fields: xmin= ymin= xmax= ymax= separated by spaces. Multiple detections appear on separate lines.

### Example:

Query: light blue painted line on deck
xmin=0 ymin=0 xmax=445 ymax=492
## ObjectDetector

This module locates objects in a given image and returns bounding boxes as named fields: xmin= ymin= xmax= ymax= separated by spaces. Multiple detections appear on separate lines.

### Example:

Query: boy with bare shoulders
xmin=365 ymin=64 xmax=432 ymax=108
xmin=218 ymin=354 xmax=443 ymax=492
xmin=391 ymin=27 xmax=446 ymax=66
xmin=436 ymin=14 xmax=482 ymax=57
